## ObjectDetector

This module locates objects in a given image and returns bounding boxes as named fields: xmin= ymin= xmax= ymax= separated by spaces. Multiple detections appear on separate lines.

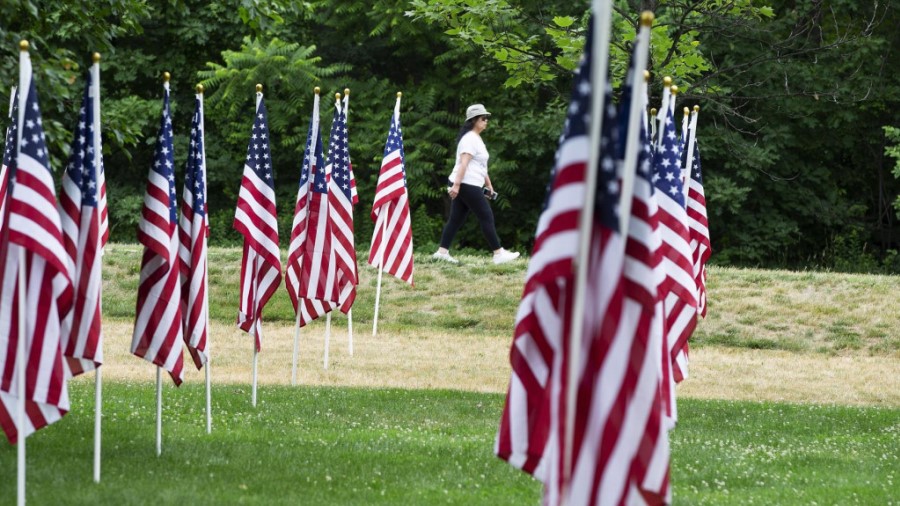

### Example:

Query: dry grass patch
xmin=81 ymin=319 xmax=899 ymax=407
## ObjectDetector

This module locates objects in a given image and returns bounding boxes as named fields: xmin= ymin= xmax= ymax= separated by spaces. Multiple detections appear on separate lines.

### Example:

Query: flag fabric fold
xmin=0 ymin=53 xmax=74 ymax=443
xmin=651 ymin=95 xmax=698 ymax=391
xmin=327 ymin=98 xmax=358 ymax=313
xmin=131 ymin=82 xmax=185 ymax=386
xmin=179 ymin=95 xmax=209 ymax=369
xmin=367 ymin=98 xmax=413 ymax=285
xmin=497 ymin=21 xmax=673 ymax=505
xmin=285 ymin=92 xmax=336 ymax=327
xmin=234 ymin=93 xmax=282 ymax=351
xmin=683 ymin=121 xmax=710 ymax=317
xmin=58 ymin=71 xmax=104 ymax=377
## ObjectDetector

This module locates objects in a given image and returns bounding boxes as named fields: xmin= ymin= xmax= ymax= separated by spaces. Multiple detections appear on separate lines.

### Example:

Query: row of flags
xmin=0 ymin=46 xmax=418 ymax=497
xmin=495 ymin=8 xmax=710 ymax=505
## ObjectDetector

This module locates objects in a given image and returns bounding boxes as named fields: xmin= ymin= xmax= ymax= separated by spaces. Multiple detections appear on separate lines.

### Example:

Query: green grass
xmin=2 ymin=383 xmax=897 ymax=505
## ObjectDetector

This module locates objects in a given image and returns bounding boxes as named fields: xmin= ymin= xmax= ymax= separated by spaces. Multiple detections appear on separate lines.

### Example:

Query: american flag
xmin=683 ymin=123 xmax=710 ymax=317
xmin=178 ymin=95 xmax=209 ymax=368
xmin=651 ymin=96 xmax=697 ymax=394
xmin=367 ymin=96 xmax=413 ymax=285
xmin=328 ymin=99 xmax=358 ymax=313
xmin=131 ymin=81 xmax=185 ymax=386
xmin=285 ymin=92 xmax=336 ymax=327
xmin=0 ymin=53 xmax=74 ymax=443
xmin=58 ymin=71 xmax=104 ymax=376
xmin=234 ymin=93 xmax=282 ymax=351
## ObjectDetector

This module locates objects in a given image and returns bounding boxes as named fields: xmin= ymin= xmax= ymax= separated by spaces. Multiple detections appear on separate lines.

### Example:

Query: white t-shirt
xmin=448 ymin=131 xmax=489 ymax=186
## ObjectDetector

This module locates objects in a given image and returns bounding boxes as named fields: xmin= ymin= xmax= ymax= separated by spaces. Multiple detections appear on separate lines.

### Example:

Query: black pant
xmin=439 ymin=182 xmax=501 ymax=251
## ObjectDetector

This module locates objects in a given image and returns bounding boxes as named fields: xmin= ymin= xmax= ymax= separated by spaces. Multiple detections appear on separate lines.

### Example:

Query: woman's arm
xmin=484 ymin=174 xmax=494 ymax=195
xmin=449 ymin=152 xmax=472 ymax=199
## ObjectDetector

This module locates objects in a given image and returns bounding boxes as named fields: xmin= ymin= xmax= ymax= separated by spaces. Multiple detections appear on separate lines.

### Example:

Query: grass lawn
xmin=1 ymin=383 xmax=897 ymax=505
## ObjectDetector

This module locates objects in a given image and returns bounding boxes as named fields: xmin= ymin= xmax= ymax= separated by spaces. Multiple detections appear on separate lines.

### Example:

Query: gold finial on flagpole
xmin=643 ymin=70 xmax=650 ymax=82
xmin=694 ymin=105 xmax=700 ymax=113
xmin=256 ymin=84 xmax=263 ymax=93
xmin=92 ymin=52 xmax=101 ymax=63
xmin=344 ymin=88 xmax=350 ymax=96
xmin=163 ymin=72 xmax=171 ymax=83
xmin=397 ymin=92 xmax=402 ymax=98
xmin=663 ymin=76 xmax=672 ymax=87
xmin=670 ymin=85 xmax=679 ymax=95
xmin=335 ymin=92 xmax=341 ymax=101
xmin=650 ymin=108 xmax=657 ymax=116
xmin=19 ymin=40 xmax=28 ymax=51
xmin=684 ymin=106 xmax=690 ymax=116
xmin=196 ymin=84 xmax=204 ymax=94
xmin=640 ymin=11 xmax=654 ymax=26
xmin=314 ymin=86 xmax=320 ymax=95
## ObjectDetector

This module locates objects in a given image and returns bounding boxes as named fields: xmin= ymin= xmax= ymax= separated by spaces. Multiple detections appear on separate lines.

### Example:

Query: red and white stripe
xmin=685 ymin=117 xmax=710 ymax=318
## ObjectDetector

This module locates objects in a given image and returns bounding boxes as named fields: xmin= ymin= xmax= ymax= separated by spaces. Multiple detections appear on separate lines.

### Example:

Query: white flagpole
xmin=91 ymin=52 xmax=104 ymax=482
xmin=251 ymin=329 xmax=258 ymax=407
xmin=372 ymin=214 xmax=387 ymax=336
xmin=564 ymin=0 xmax=612 ymax=497
xmin=155 ymin=367 xmax=162 ymax=456
xmin=323 ymin=313 xmax=331 ymax=369
xmin=291 ymin=308 xmax=301 ymax=385
xmin=16 ymin=250 xmax=27 ymax=506
xmin=15 ymin=42 xmax=29 ymax=506
xmin=195 ymin=84 xmax=212 ymax=434
xmin=347 ymin=309 xmax=353 ymax=356
xmin=250 ymin=88 xmax=263 ymax=408
xmin=618 ymin=14 xmax=653 ymax=240
xmin=681 ymin=107 xmax=699 ymax=203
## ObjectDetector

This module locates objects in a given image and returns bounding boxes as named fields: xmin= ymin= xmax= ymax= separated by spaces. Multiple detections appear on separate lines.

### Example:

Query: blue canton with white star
xmin=2 ymin=90 xmax=18 ymax=169
xmin=246 ymin=97 xmax=275 ymax=191
xmin=652 ymin=104 xmax=686 ymax=207
xmin=185 ymin=97 xmax=206 ymax=216
xmin=65 ymin=73 xmax=99 ymax=208
xmin=19 ymin=81 xmax=50 ymax=171
xmin=151 ymin=87 xmax=177 ymax=223
xmin=383 ymin=110 xmax=407 ymax=188
xmin=329 ymin=107 xmax=352 ymax=200
xmin=300 ymin=104 xmax=325 ymax=191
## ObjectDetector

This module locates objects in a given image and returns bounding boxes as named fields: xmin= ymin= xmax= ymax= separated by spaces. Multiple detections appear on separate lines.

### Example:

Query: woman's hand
xmin=448 ymin=184 xmax=461 ymax=199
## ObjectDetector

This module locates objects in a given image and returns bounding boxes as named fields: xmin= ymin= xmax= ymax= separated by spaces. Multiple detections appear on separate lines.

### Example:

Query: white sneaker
xmin=493 ymin=249 xmax=520 ymax=265
xmin=432 ymin=251 xmax=459 ymax=264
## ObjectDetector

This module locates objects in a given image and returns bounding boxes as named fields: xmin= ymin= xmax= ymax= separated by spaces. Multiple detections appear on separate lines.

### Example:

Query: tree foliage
xmin=4 ymin=0 xmax=900 ymax=272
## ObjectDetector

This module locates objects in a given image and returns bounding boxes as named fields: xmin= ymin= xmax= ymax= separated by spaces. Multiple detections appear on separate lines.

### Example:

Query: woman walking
xmin=432 ymin=103 xmax=520 ymax=265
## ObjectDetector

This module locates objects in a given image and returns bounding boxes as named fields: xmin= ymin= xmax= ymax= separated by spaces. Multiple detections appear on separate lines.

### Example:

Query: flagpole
xmin=618 ymin=13 xmax=653 ymax=238
xmin=198 ymin=83 xmax=212 ymax=434
xmin=250 ymin=86 xmax=263 ymax=408
xmin=655 ymin=77 xmax=672 ymax=152
xmin=15 ymin=41 xmax=30 ymax=506
xmin=156 ymin=366 xmax=162 ymax=455
xmin=564 ymin=1 xmax=612 ymax=499
xmin=91 ymin=51 xmax=104 ymax=483
xmin=291 ymin=308 xmax=302 ymax=385
xmin=372 ymin=213 xmax=387 ymax=336
xmin=323 ymin=313 xmax=331 ymax=369
xmin=342 ymin=88 xmax=354 ymax=357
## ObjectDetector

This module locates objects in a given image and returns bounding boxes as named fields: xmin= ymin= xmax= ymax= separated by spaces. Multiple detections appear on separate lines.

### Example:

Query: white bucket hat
xmin=465 ymin=103 xmax=492 ymax=121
